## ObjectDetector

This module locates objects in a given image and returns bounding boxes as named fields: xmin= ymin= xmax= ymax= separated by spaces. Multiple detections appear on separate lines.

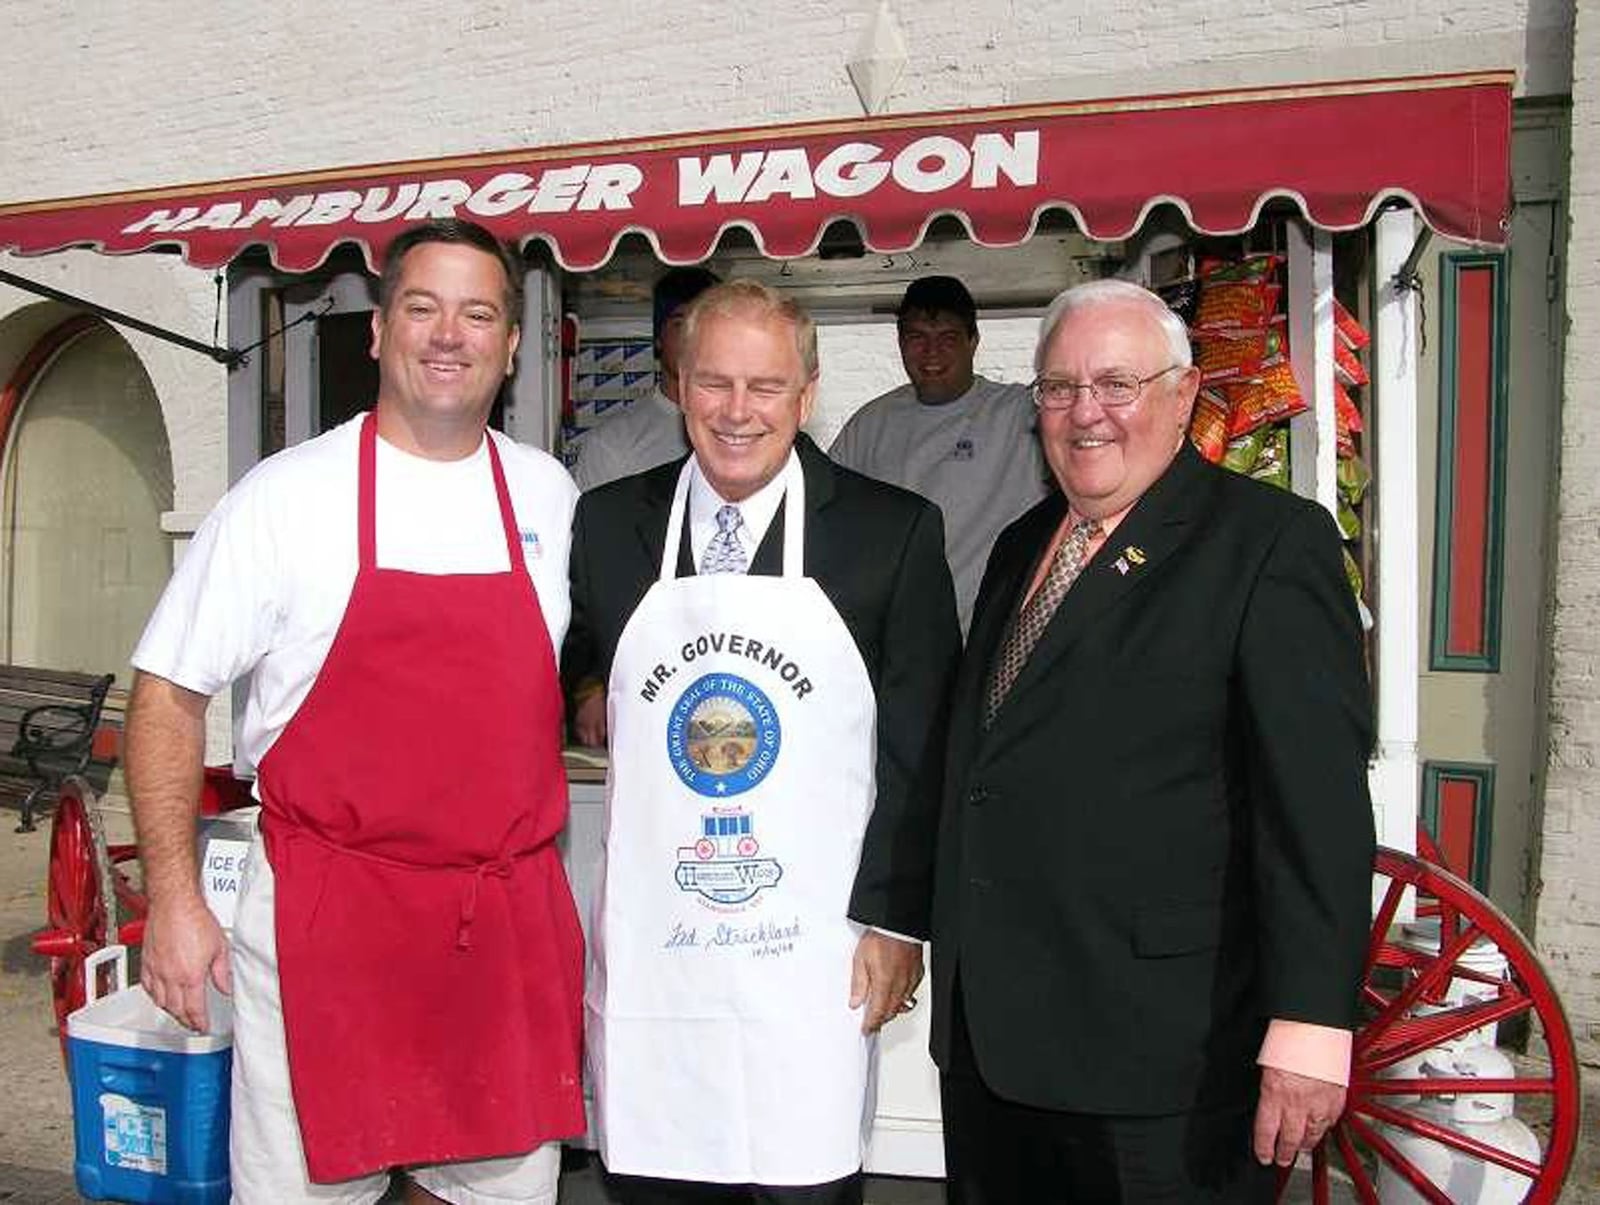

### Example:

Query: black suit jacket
xmin=930 ymin=443 xmax=1376 ymax=1114
xmin=562 ymin=434 xmax=961 ymax=937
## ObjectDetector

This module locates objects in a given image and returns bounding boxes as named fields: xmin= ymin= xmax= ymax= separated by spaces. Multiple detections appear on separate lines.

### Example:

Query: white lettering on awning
xmin=299 ymin=190 xmax=364 ymax=226
xmin=113 ymin=128 xmax=1039 ymax=240
xmin=972 ymin=131 xmax=1039 ymax=189
xmin=677 ymin=130 xmax=1038 ymax=206
xmin=678 ymin=152 xmax=765 ymax=206
xmin=468 ymin=173 xmax=537 ymax=217
xmin=529 ymin=166 xmax=588 ymax=212
xmin=175 ymin=202 xmax=243 ymax=232
xmin=577 ymin=163 xmax=643 ymax=211
xmin=815 ymin=143 xmax=890 ymax=198
xmin=121 ymin=207 xmax=202 ymax=234
xmin=406 ymin=179 xmax=473 ymax=220
xmin=353 ymin=184 xmax=421 ymax=223
xmin=892 ymin=136 xmax=970 ymax=194
xmin=744 ymin=149 xmax=817 ymax=203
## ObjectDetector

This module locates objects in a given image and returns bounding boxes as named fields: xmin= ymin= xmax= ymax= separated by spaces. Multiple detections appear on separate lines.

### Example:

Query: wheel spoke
xmin=1333 ymin=1125 xmax=1380 ymax=1205
xmin=1366 ymin=874 xmax=1407 ymax=973
xmin=1357 ymin=921 xmax=1487 ymax=1052
xmin=1360 ymin=1098 xmax=1543 ymax=1180
xmin=1310 ymin=1141 xmax=1329 ymax=1205
xmin=1360 ymin=1075 xmax=1554 ymax=1097
xmin=1360 ymin=995 xmax=1535 ymax=1070
xmin=1346 ymin=1113 xmax=1456 ymax=1205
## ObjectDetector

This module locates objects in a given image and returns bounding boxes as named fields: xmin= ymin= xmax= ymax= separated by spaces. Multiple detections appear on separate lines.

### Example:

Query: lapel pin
xmin=1113 ymin=557 xmax=1130 ymax=576
xmin=1124 ymin=545 xmax=1147 ymax=565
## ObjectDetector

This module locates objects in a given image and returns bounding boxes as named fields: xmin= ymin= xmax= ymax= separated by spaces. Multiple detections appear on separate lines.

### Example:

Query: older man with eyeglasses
xmin=928 ymin=279 xmax=1376 ymax=1203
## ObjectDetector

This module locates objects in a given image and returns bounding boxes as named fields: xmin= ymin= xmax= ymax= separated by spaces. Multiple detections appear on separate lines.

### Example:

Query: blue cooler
xmin=67 ymin=946 xmax=232 ymax=1204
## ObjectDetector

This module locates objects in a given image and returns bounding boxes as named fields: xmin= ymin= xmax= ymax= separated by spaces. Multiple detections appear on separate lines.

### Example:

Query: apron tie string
xmin=458 ymin=857 xmax=515 ymax=951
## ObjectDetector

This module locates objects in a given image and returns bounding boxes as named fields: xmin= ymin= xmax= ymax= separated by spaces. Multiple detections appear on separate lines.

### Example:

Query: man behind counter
xmin=564 ymin=279 xmax=959 ymax=1204
xmin=829 ymin=275 xmax=1048 ymax=633
xmin=571 ymin=265 xmax=719 ymax=490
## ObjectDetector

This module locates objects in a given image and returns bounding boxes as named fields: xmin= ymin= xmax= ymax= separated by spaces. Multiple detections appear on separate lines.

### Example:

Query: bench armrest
xmin=13 ymin=702 xmax=97 ymax=772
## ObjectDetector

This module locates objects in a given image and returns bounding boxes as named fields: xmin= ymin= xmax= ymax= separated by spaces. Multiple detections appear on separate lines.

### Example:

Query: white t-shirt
xmin=132 ymin=414 xmax=579 ymax=775
xmin=829 ymin=375 xmax=1048 ymax=633
xmin=572 ymin=388 xmax=689 ymax=491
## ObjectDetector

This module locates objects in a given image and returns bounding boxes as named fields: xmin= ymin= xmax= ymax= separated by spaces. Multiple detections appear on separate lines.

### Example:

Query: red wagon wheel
xmin=30 ymin=778 xmax=113 ymax=1052
xmin=1277 ymin=846 xmax=1581 ymax=1204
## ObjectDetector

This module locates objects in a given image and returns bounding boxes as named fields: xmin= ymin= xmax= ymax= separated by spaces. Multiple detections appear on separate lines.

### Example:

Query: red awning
xmin=0 ymin=72 xmax=1512 ymax=273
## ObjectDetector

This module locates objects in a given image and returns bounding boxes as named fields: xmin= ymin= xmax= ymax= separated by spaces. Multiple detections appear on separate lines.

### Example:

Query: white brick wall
xmin=807 ymin=315 xmax=1039 ymax=447
xmin=1540 ymin=0 xmax=1600 ymax=1068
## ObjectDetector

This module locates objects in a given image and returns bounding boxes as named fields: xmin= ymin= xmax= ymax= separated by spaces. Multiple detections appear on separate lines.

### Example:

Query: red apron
xmin=256 ymin=413 xmax=584 ymax=1182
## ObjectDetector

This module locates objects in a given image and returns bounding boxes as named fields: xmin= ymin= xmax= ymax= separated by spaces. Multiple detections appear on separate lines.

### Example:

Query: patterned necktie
xmin=983 ymin=516 xmax=1100 ymax=728
xmin=699 ymin=504 xmax=749 ymax=574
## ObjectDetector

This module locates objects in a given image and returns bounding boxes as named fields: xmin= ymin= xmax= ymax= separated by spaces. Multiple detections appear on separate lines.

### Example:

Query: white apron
xmin=586 ymin=456 xmax=879 ymax=1186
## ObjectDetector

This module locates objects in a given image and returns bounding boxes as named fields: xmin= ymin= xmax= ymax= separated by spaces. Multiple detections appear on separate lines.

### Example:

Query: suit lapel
xmin=633 ymin=461 xmax=683 ymax=576
xmin=992 ymin=445 xmax=1215 ymax=726
xmin=750 ymin=436 xmax=834 ymax=576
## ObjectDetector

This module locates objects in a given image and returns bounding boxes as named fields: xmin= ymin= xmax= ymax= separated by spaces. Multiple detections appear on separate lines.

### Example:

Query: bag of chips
xmin=1197 ymin=254 xmax=1282 ymax=284
xmin=1335 ymin=382 xmax=1363 ymax=457
xmin=1337 ymin=453 xmax=1371 ymax=506
xmin=1194 ymin=283 xmax=1283 ymax=333
xmin=1222 ymin=427 xmax=1268 ymax=475
xmin=1192 ymin=254 xmax=1284 ymax=333
xmin=1334 ymin=299 xmax=1371 ymax=350
xmin=1249 ymin=426 xmax=1291 ymax=491
xmin=1225 ymin=363 xmax=1307 ymax=438
xmin=1338 ymin=498 xmax=1362 ymax=541
xmin=1335 ymin=340 xmax=1369 ymax=388
xmin=1188 ymin=389 xmax=1231 ymax=463
xmin=1196 ymin=320 xmax=1287 ymax=384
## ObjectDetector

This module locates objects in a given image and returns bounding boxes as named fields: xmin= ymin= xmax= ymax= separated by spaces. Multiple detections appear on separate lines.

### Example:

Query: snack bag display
xmin=1248 ymin=426 xmax=1291 ymax=491
xmin=1221 ymin=427 xmax=1268 ymax=475
xmin=1196 ymin=320 xmax=1287 ymax=384
xmin=1335 ymin=340 xmax=1369 ymax=388
xmin=1335 ymin=383 xmax=1364 ymax=458
xmin=1188 ymin=389 xmax=1231 ymax=463
xmin=1192 ymin=254 xmax=1284 ymax=333
xmin=1334 ymin=299 xmax=1371 ymax=350
xmin=1225 ymin=362 xmax=1307 ymax=438
xmin=1337 ymin=453 xmax=1371 ymax=506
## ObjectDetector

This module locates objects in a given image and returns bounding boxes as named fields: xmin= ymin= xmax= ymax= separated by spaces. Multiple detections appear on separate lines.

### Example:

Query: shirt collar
xmin=688 ymin=449 xmax=796 ymax=548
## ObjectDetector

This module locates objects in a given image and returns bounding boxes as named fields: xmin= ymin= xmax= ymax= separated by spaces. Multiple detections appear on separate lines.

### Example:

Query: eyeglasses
xmin=1029 ymin=364 xmax=1186 ymax=410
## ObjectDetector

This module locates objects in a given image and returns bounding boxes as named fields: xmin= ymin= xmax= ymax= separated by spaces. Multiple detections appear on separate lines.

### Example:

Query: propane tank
xmin=1376 ymin=1045 xmax=1539 ymax=1204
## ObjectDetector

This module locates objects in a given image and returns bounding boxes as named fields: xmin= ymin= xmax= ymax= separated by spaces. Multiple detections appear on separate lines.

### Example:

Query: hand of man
xmin=1253 ymin=1065 xmax=1347 ymax=1166
xmin=574 ymin=690 xmax=607 ymax=748
xmin=141 ymin=892 xmax=232 ymax=1033
xmin=849 ymin=931 xmax=923 ymax=1034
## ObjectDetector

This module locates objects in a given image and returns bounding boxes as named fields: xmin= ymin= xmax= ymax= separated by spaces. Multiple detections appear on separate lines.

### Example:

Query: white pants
xmin=230 ymin=833 xmax=560 ymax=1204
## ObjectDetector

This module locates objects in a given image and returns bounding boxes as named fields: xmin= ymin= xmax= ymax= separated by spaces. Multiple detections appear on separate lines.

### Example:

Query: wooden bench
xmin=0 ymin=665 xmax=117 ymax=833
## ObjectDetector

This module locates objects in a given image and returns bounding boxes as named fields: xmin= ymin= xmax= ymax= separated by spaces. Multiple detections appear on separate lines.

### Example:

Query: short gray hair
xmin=1034 ymin=279 xmax=1192 ymax=374
xmin=680 ymin=278 xmax=819 ymax=379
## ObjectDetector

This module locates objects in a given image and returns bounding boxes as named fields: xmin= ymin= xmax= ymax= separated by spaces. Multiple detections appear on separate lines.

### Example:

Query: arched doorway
xmin=0 ymin=317 xmax=174 ymax=683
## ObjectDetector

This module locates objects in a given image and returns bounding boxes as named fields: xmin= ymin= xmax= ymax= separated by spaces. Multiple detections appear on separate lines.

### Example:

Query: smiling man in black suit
xmin=930 ymin=279 xmax=1376 ymax=1203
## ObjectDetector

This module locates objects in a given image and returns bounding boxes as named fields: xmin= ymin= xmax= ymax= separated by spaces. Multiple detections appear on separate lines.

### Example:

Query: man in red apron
xmin=562 ymin=280 xmax=961 ymax=1204
xmin=126 ymin=219 xmax=585 ymax=1203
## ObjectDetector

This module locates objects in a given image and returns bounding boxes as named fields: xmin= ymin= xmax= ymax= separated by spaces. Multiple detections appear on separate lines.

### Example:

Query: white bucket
xmin=1398 ymin=918 xmax=1510 ymax=1051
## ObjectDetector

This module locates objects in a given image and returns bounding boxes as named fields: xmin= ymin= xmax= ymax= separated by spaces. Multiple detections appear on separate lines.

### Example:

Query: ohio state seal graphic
xmin=667 ymin=673 xmax=781 ymax=798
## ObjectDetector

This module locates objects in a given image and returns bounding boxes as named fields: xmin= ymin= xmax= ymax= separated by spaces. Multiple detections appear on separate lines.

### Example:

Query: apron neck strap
xmin=660 ymin=454 xmax=806 ymax=584
xmin=358 ymin=412 xmax=525 ymax=576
